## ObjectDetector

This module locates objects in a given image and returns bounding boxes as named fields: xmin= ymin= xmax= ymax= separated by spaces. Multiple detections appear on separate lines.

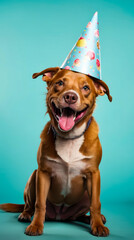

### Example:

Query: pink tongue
xmin=59 ymin=115 xmax=75 ymax=131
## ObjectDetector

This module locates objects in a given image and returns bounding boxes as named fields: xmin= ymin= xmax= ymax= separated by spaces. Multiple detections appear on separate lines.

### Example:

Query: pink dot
xmin=86 ymin=50 xmax=95 ymax=60
xmin=96 ymin=59 xmax=100 ymax=67
xmin=73 ymin=55 xmax=75 ymax=57
xmin=65 ymin=66 xmax=70 ymax=70
xmin=72 ymin=66 xmax=74 ymax=68
xmin=94 ymin=29 xmax=99 ymax=37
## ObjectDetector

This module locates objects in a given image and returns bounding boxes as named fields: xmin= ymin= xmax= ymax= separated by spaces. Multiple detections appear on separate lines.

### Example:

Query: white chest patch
xmin=46 ymin=134 xmax=92 ymax=197
xmin=55 ymin=135 xmax=85 ymax=163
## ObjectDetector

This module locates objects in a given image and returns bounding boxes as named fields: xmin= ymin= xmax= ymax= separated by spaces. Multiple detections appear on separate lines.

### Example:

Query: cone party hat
xmin=61 ymin=12 xmax=101 ymax=80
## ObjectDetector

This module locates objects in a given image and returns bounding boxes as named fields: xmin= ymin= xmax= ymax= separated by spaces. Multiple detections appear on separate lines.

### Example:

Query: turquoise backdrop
xmin=0 ymin=0 xmax=134 ymax=239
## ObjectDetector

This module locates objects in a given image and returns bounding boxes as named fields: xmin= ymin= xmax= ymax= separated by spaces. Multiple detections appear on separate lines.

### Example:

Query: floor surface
xmin=0 ymin=203 xmax=133 ymax=240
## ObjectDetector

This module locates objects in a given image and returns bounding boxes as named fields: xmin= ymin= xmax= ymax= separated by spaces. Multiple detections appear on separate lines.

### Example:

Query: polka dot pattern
xmin=61 ymin=12 xmax=101 ymax=80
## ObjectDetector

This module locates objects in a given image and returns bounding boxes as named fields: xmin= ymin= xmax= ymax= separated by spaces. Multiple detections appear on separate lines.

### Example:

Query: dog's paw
xmin=18 ymin=212 xmax=31 ymax=222
xmin=25 ymin=224 xmax=43 ymax=236
xmin=91 ymin=224 xmax=109 ymax=237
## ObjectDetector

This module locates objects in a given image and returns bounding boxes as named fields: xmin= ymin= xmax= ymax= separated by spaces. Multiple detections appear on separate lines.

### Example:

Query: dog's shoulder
xmin=40 ymin=121 xmax=52 ymax=142
xmin=37 ymin=122 xmax=59 ymax=169
xmin=86 ymin=117 xmax=100 ymax=140
xmin=80 ymin=117 xmax=102 ymax=168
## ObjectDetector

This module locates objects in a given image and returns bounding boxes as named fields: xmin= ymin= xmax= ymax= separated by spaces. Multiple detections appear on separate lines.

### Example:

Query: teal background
xmin=0 ymin=0 xmax=134 ymax=239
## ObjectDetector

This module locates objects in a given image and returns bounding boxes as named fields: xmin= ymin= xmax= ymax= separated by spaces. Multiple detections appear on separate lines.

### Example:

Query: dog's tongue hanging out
xmin=58 ymin=108 xmax=75 ymax=131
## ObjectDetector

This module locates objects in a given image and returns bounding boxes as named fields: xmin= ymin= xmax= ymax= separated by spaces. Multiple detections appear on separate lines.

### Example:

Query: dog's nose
xmin=63 ymin=91 xmax=78 ymax=104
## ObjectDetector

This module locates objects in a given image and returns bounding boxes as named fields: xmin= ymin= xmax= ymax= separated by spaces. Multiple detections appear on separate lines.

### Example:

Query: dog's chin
xmin=50 ymin=102 xmax=89 ymax=133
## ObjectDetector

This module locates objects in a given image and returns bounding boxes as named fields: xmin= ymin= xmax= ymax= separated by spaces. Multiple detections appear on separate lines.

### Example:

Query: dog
xmin=0 ymin=67 xmax=112 ymax=237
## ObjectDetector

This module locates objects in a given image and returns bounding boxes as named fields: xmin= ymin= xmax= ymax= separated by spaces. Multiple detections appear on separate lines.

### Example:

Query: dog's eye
xmin=83 ymin=85 xmax=90 ymax=91
xmin=56 ymin=80 xmax=64 ymax=86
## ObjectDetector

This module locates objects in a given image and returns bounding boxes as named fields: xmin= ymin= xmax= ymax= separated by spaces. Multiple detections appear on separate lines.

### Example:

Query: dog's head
xmin=33 ymin=67 xmax=112 ymax=136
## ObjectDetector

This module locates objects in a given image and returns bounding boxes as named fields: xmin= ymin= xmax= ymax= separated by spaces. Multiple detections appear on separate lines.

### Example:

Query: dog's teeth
xmin=56 ymin=115 xmax=59 ymax=120
xmin=73 ymin=112 xmax=76 ymax=120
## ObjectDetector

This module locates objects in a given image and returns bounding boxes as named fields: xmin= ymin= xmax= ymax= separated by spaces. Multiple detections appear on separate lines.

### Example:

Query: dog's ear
xmin=32 ymin=67 xmax=60 ymax=83
xmin=92 ymin=78 xmax=112 ymax=102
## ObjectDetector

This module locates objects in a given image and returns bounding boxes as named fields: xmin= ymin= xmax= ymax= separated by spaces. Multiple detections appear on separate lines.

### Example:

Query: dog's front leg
xmin=87 ymin=170 xmax=109 ymax=237
xmin=25 ymin=169 xmax=50 ymax=236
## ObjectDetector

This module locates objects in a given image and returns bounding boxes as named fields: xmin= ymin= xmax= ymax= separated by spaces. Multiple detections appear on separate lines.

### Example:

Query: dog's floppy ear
xmin=92 ymin=78 xmax=112 ymax=102
xmin=32 ymin=67 xmax=60 ymax=83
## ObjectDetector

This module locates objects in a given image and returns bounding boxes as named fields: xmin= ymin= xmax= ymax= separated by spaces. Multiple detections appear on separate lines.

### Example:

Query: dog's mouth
xmin=51 ymin=102 xmax=88 ymax=132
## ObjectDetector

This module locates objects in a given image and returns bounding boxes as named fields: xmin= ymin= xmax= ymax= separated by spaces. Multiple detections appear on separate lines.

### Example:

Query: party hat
xmin=61 ymin=12 xmax=101 ymax=80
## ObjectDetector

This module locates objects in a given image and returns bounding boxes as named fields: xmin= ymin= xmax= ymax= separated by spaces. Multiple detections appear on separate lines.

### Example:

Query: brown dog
xmin=0 ymin=67 xmax=112 ymax=237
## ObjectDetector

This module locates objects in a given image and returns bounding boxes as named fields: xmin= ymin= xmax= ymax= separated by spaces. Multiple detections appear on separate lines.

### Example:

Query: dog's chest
xmin=46 ymin=136 xmax=90 ymax=197
xmin=55 ymin=135 xmax=85 ymax=163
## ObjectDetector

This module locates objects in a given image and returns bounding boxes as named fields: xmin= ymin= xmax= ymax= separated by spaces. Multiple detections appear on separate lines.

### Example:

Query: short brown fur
xmin=0 ymin=67 xmax=112 ymax=237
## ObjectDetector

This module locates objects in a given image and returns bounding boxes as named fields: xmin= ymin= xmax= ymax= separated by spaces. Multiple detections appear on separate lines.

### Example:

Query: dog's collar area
xmin=51 ymin=117 xmax=92 ymax=140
